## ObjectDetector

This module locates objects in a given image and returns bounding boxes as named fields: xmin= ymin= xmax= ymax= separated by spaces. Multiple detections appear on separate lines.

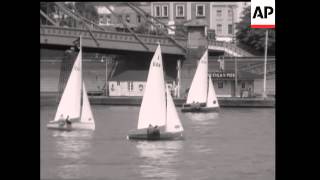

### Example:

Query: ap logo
xmin=251 ymin=0 xmax=275 ymax=28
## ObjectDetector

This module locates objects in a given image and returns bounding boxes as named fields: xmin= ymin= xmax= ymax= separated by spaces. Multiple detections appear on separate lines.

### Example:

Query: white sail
xmin=186 ymin=50 xmax=208 ymax=104
xmin=206 ymin=75 xmax=219 ymax=108
xmin=53 ymin=49 xmax=82 ymax=121
xmin=80 ymin=82 xmax=95 ymax=130
xmin=165 ymin=88 xmax=184 ymax=133
xmin=137 ymin=44 xmax=166 ymax=129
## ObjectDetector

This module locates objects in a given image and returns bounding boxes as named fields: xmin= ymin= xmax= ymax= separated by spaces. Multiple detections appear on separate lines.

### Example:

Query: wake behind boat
xmin=181 ymin=50 xmax=220 ymax=113
xmin=47 ymin=36 xmax=95 ymax=131
xmin=127 ymin=44 xmax=184 ymax=141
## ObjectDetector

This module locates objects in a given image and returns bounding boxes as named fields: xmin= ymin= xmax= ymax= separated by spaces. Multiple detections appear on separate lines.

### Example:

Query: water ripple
xmin=135 ymin=141 xmax=183 ymax=180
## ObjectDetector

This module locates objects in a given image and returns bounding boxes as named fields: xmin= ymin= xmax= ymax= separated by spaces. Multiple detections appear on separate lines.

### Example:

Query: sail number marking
xmin=152 ymin=62 xmax=161 ymax=67
xmin=74 ymin=66 xmax=80 ymax=71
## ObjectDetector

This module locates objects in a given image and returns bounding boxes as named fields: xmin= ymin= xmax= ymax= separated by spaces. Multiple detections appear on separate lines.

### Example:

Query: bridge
xmin=40 ymin=25 xmax=187 ymax=56
xmin=41 ymin=2 xmax=255 ymax=58
xmin=208 ymin=41 xmax=253 ymax=57
xmin=208 ymin=56 xmax=276 ymax=75
xmin=40 ymin=25 xmax=254 ymax=58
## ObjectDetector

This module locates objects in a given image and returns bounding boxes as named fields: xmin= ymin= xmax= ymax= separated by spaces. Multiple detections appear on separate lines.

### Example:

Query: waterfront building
xmin=150 ymin=2 xmax=250 ymax=42
xmin=107 ymin=69 xmax=264 ymax=98
xmin=95 ymin=3 xmax=150 ymax=31
xmin=209 ymin=71 xmax=262 ymax=98
xmin=108 ymin=70 xmax=176 ymax=97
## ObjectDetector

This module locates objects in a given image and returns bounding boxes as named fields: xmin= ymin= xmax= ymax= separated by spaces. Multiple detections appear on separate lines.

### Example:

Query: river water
xmin=40 ymin=105 xmax=275 ymax=180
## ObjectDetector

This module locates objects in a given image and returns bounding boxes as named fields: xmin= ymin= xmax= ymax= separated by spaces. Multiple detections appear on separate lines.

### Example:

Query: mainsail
xmin=137 ymin=44 xmax=166 ymax=129
xmin=53 ymin=48 xmax=82 ymax=121
xmin=186 ymin=50 xmax=208 ymax=104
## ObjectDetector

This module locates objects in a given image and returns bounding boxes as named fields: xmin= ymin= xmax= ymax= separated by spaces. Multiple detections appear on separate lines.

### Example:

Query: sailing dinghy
xmin=127 ymin=44 xmax=184 ymax=140
xmin=181 ymin=50 xmax=219 ymax=112
xmin=47 ymin=37 xmax=95 ymax=131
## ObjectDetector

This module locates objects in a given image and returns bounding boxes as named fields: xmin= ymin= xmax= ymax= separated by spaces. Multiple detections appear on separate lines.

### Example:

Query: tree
xmin=74 ymin=2 xmax=99 ymax=23
xmin=135 ymin=22 xmax=151 ymax=34
xmin=40 ymin=2 xmax=56 ymax=15
xmin=236 ymin=6 xmax=275 ymax=55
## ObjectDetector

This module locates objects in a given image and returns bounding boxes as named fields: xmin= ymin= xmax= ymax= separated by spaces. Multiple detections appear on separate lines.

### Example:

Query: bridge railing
xmin=40 ymin=25 xmax=188 ymax=48
xmin=208 ymin=40 xmax=253 ymax=57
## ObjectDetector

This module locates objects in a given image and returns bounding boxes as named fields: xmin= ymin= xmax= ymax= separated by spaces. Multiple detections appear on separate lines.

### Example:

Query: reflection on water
xmin=52 ymin=131 xmax=93 ymax=179
xmin=135 ymin=141 xmax=183 ymax=180
xmin=184 ymin=112 xmax=220 ymax=156
xmin=184 ymin=112 xmax=219 ymax=124
xmin=184 ymin=112 xmax=220 ymax=133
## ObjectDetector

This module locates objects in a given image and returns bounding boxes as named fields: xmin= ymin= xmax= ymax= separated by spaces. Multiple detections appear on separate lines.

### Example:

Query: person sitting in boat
xmin=191 ymin=101 xmax=201 ymax=109
xmin=153 ymin=125 xmax=160 ymax=137
xmin=147 ymin=124 xmax=160 ymax=138
xmin=147 ymin=124 xmax=153 ymax=135
xmin=65 ymin=115 xmax=72 ymax=129
xmin=58 ymin=114 xmax=66 ymax=127
xmin=191 ymin=101 xmax=196 ymax=107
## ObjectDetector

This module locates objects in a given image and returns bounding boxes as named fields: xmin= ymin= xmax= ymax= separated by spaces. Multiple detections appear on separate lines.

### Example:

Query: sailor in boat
xmin=56 ymin=115 xmax=72 ymax=129
xmin=191 ymin=101 xmax=201 ymax=110
xmin=58 ymin=114 xmax=66 ymax=127
xmin=147 ymin=124 xmax=160 ymax=138
xmin=65 ymin=115 xmax=72 ymax=129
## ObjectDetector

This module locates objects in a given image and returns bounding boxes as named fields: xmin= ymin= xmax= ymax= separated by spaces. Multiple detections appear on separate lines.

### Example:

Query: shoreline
xmin=41 ymin=92 xmax=275 ymax=108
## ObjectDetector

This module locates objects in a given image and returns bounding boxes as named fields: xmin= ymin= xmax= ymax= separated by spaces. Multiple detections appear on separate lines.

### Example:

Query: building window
xmin=196 ymin=4 xmax=205 ymax=17
xmin=218 ymin=81 xmax=223 ymax=88
xmin=162 ymin=5 xmax=168 ymax=17
xmin=228 ymin=9 xmax=233 ymax=17
xmin=228 ymin=24 xmax=233 ymax=35
xmin=155 ymin=5 xmax=161 ymax=17
xmin=126 ymin=14 xmax=130 ymax=23
xmin=128 ymin=82 xmax=134 ymax=91
xmin=216 ymin=9 xmax=222 ymax=17
xmin=137 ymin=15 xmax=141 ymax=23
xmin=217 ymin=24 xmax=222 ymax=34
xmin=242 ymin=82 xmax=246 ymax=89
xmin=106 ymin=15 xmax=111 ymax=24
xmin=176 ymin=5 xmax=184 ymax=17
xmin=99 ymin=15 xmax=111 ymax=25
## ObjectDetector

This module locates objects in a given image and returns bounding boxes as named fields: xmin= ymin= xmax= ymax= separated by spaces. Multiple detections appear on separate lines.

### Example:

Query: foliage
xmin=236 ymin=6 xmax=275 ymax=55
xmin=74 ymin=2 xmax=99 ymax=23
xmin=134 ymin=21 xmax=151 ymax=34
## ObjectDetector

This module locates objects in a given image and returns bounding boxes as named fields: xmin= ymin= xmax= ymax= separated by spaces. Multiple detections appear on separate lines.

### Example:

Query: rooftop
xmin=94 ymin=3 xmax=150 ymax=15
xmin=110 ymin=70 xmax=175 ymax=81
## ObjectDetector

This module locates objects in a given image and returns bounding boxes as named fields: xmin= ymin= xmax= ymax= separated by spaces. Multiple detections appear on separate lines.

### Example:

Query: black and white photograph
xmin=40 ymin=1 xmax=275 ymax=179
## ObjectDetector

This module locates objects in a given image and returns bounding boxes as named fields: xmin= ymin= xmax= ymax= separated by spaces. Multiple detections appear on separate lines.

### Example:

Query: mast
xmin=262 ymin=29 xmax=268 ymax=99
xmin=80 ymin=35 xmax=83 ymax=118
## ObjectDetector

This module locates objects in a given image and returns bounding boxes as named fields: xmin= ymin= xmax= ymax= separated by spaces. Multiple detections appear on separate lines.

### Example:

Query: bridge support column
xmin=179 ymin=20 xmax=209 ymax=97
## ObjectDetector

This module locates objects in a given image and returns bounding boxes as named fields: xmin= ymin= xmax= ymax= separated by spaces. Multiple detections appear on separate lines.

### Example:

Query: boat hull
xmin=127 ymin=128 xmax=184 ymax=141
xmin=46 ymin=120 xmax=95 ymax=131
xmin=181 ymin=105 xmax=220 ymax=113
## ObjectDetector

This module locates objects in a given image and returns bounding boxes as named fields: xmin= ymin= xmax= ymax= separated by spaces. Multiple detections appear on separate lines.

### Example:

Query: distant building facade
xmin=95 ymin=3 xmax=150 ymax=30
xmin=209 ymin=71 xmax=262 ymax=98
xmin=151 ymin=2 xmax=250 ymax=42
xmin=108 ymin=70 xmax=177 ymax=97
